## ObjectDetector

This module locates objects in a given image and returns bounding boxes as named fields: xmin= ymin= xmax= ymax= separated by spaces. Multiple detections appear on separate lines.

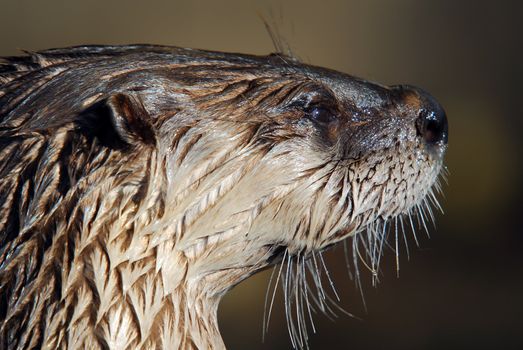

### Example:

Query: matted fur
xmin=0 ymin=45 xmax=446 ymax=349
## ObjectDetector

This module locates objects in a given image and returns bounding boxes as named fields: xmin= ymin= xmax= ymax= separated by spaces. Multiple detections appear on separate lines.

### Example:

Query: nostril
xmin=417 ymin=108 xmax=448 ymax=145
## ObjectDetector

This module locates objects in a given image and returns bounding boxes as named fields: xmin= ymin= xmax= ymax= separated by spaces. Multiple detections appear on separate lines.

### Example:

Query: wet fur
xmin=0 ymin=45 xmax=445 ymax=349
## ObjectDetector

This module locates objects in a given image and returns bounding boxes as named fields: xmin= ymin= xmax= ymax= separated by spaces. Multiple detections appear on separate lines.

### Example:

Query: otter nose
xmin=393 ymin=85 xmax=448 ymax=145
xmin=416 ymin=93 xmax=448 ymax=145
xmin=416 ymin=89 xmax=449 ymax=145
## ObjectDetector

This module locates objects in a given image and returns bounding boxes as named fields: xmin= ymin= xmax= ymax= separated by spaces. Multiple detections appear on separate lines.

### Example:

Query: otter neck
xmin=68 ymin=219 xmax=267 ymax=349
xmin=9 ymin=142 xmax=277 ymax=349
xmin=41 ymin=157 xmax=270 ymax=349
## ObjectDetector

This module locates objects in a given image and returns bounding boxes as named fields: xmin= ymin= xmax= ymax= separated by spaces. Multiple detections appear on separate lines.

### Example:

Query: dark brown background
xmin=1 ymin=1 xmax=521 ymax=349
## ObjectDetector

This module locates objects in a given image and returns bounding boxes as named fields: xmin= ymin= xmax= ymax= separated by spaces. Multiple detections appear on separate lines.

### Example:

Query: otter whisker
xmin=318 ymin=251 xmax=340 ymax=302
xmin=381 ymin=222 xmax=397 ymax=253
xmin=294 ymin=254 xmax=305 ymax=347
xmin=416 ymin=203 xmax=430 ymax=237
xmin=373 ymin=221 xmax=388 ymax=286
xmin=302 ymin=282 xmax=322 ymax=317
xmin=301 ymin=273 xmax=339 ymax=322
xmin=352 ymin=235 xmax=368 ymax=311
xmin=262 ymin=264 xmax=278 ymax=341
xmin=323 ymin=291 xmax=356 ymax=319
xmin=283 ymin=252 xmax=299 ymax=348
xmin=299 ymin=258 xmax=311 ymax=349
xmin=440 ymin=166 xmax=450 ymax=186
xmin=307 ymin=257 xmax=338 ymax=320
xmin=398 ymin=215 xmax=411 ymax=261
xmin=428 ymin=187 xmax=444 ymax=214
xmin=394 ymin=216 xmax=401 ymax=277
xmin=422 ymin=197 xmax=437 ymax=227
xmin=357 ymin=230 xmax=374 ymax=272
xmin=310 ymin=252 xmax=327 ymax=303
xmin=264 ymin=248 xmax=288 ymax=336
xmin=342 ymin=240 xmax=355 ymax=281
xmin=300 ymin=255 xmax=317 ymax=334
xmin=317 ymin=290 xmax=345 ymax=320
xmin=307 ymin=252 xmax=355 ymax=320
xmin=366 ymin=223 xmax=380 ymax=286
xmin=407 ymin=208 xmax=421 ymax=247
xmin=354 ymin=240 xmax=374 ymax=277
xmin=287 ymin=258 xmax=306 ymax=350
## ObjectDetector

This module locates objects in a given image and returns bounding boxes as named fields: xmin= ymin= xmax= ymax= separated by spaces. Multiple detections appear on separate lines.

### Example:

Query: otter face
xmin=0 ymin=46 xmax=447 ymax=349
xmin=147 ymin=56 xmax=448 ymax=263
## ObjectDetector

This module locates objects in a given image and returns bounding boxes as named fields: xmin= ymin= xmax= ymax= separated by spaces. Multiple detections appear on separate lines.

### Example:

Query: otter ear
xmin=80 ymin=93 xmax=156 ymax=148
xmin=105 ymin=93 xmax=156 ymax=146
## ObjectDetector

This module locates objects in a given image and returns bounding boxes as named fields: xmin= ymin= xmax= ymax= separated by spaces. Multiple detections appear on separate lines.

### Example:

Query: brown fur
xmin=0 ymin=45 xmax=447 ymax=349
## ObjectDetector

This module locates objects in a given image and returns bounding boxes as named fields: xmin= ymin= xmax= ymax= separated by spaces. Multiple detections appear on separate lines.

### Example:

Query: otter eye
xmin=309 ymin=106 xmax=336 ymax=124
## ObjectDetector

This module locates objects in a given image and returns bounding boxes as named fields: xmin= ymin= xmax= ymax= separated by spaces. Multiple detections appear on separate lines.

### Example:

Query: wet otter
xmin=0 ymin=45 xmax=447 ymax=349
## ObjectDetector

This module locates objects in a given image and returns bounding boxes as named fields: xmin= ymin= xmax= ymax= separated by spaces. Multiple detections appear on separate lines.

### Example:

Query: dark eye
xmin=309 ymin=106 xmax=336 ymax=124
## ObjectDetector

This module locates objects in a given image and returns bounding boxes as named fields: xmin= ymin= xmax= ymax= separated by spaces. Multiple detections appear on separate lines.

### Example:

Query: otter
xmin=0 ymin=45 xmax=447 ymax=349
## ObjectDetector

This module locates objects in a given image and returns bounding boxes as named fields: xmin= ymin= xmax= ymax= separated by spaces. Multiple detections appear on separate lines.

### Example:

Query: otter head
xmin=144 ymin=52 xmax=448 ymax=271
xmin=0 ymin=45 xmax=447 ymax=349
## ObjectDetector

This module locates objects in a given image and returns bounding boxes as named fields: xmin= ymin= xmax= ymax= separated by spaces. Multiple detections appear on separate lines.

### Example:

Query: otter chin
xmin=0 ymin=45 xmax=447 ymax=349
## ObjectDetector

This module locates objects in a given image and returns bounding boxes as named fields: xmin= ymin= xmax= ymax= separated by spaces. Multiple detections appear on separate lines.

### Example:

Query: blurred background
xmin=1 ymin=0 xmax=521 ymax=349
